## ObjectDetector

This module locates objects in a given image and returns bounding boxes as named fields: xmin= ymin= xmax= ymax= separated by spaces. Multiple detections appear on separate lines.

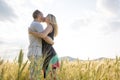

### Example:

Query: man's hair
xmin=32 ymin=10 xmax=42 ymax=19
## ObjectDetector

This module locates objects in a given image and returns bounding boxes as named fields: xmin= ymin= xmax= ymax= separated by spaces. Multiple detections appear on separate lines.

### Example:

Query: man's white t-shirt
xmin=28 ymin=21 xmax=44 ymax=57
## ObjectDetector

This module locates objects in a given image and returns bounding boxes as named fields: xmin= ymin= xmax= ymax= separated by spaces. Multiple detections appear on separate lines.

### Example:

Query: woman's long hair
xmin=47 ymin=14 xmax=58 ymax=37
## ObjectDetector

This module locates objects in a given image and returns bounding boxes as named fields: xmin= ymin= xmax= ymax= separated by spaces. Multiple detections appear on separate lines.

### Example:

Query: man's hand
xmin=28 ymin=28 xmax=33 ymax=34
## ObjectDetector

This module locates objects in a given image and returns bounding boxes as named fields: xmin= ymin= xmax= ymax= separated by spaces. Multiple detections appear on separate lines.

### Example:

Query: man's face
xmin=38 ymin=13 xmax=43 ymax=22
xmin=41 ymin=17 xmax=45 ymax=22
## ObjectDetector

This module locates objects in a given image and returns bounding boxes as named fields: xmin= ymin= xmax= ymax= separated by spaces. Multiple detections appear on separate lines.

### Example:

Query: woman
xmin=29 ymin=14 xmax=59 ymax=80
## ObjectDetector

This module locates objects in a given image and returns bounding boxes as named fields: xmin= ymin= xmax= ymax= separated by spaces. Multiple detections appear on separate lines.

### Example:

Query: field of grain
xmin=0 ymin=50 xmax=120 ymax=80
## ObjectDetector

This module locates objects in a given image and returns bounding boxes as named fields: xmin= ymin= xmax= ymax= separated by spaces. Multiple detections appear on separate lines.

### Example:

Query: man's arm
xmin=43 ymin=37 xmax=54 ymax=45
xmin=32 ymin=24 xmax=52 ymax=38
xmin=30 ymin=24 xmax=54 ymax=44
xmin=29 ymin=29 xmax=54 ymax=44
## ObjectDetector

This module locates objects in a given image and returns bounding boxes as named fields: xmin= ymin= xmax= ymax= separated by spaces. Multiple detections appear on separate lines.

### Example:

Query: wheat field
xmin=0 ymin=50 xmax=120 ymax=80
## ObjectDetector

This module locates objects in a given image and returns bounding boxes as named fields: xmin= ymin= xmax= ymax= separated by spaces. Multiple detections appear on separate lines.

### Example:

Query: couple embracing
xmin=28 ymin=10 xmax=59 ymax=80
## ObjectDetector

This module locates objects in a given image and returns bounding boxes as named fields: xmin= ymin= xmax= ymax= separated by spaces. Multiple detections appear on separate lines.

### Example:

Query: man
xmin=28 ymin=10 xmax=54 ymax=80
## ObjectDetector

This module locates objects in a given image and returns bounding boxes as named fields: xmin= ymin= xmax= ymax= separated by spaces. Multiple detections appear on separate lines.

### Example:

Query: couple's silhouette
xmin=28 ymin=10 xmax=59 ymax=80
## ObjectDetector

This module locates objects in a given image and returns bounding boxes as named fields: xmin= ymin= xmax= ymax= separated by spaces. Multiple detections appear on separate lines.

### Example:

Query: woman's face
xmin=45 ymin=16 xmax=50 ymax=23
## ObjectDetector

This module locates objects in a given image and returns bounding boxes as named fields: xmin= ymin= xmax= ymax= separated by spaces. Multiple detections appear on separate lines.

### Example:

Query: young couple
xmin=28 ymin=10 xmax=59 ymax=80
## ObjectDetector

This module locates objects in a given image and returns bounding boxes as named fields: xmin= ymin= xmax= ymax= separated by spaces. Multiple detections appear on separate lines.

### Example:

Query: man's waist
xmin=29 ymin=44 xmax=42 ymax=48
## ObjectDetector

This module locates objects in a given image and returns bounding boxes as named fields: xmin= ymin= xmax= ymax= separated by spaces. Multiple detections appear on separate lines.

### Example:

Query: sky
xmin=0 ymin=0 xmax=120 ymax=60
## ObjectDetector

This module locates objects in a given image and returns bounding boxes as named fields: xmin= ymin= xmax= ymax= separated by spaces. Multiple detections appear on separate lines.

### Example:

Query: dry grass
xmin=0 ymin=50 xmax=120 ymax=80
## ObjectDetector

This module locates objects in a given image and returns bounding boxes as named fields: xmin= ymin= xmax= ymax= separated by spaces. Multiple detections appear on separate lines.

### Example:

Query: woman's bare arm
xmin=41 ymin=25 xmax=53 ymax=38
xmin=29 ymin=24 xmax=52 ymax=38
xmin=43 ymin=36 xmax=54 ymax=45
xmin=28 ymin=27 xmax=54 ymax=45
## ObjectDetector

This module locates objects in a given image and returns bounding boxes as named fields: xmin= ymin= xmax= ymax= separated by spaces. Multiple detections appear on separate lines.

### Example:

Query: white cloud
xmin=0 ymin=0 xmax=17 ymax=21
xmin=96 ymin=0 xmax=120 ymax=17
xmin=62 ymin=4 xmax=120 ymax=59
xmin=0 ymin=0 xmax=120 ymax=60
xmin=96 ymin=0 xmax=120 ymax=32
xmin=104 ymin=20 xmax=120 ymax=32
xmin=54 ymin=0 xmax=120 ymax=59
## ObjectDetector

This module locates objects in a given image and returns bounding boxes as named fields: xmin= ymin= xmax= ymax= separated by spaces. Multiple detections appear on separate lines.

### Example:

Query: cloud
xmin=96 ymin=0 xmax=120 ymax=17
xmin=103 ymin=19 xmax=120 ymax=33
xmin=0 ymin=41 xmax=4 ymax=44
xmin=70 ymin=18 xmax=91 ymax=30
xmin=0 ymin=38 xmax=28 ymax=60
xmin=0 ymin=37 xmax=9 ymax=45
xmin=0 ymin=0 xmax=17 ymax=21
xmin=109 ymin=20 xmax=120 ymax=31
xmin=96 ymin=0 xmax=120 ymax=32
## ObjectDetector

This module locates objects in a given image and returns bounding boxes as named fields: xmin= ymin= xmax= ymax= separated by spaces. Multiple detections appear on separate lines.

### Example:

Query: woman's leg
xmin=51 ymin=67 xmax=57 ymax=80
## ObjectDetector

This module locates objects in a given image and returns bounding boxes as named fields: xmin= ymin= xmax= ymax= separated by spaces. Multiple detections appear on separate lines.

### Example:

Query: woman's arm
xmin=43 ymin=36 xmax=54 ymax=45
xmin=29 ymin=25 xmax=52 ymax=38
xmin=29 ymin=27 xmax=54 ymax=45
xmin=29 ymin=30 xmax=44 ymax=38
xmin=41 ymin=25 xmax=53 ymax=38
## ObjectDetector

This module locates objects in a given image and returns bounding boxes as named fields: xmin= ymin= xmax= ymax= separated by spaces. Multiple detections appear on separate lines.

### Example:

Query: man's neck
xmin=34 ymin=19 xmax=40 ymax=22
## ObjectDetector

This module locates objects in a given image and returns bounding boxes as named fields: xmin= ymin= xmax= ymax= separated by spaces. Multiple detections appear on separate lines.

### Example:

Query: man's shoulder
xmin=31 ymin=21 xmax=42 ymax=26
xmin=30 ymin=21 xmax=43 ymax=28
xmin=30 ymin=21 xmax=43 ymax=32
